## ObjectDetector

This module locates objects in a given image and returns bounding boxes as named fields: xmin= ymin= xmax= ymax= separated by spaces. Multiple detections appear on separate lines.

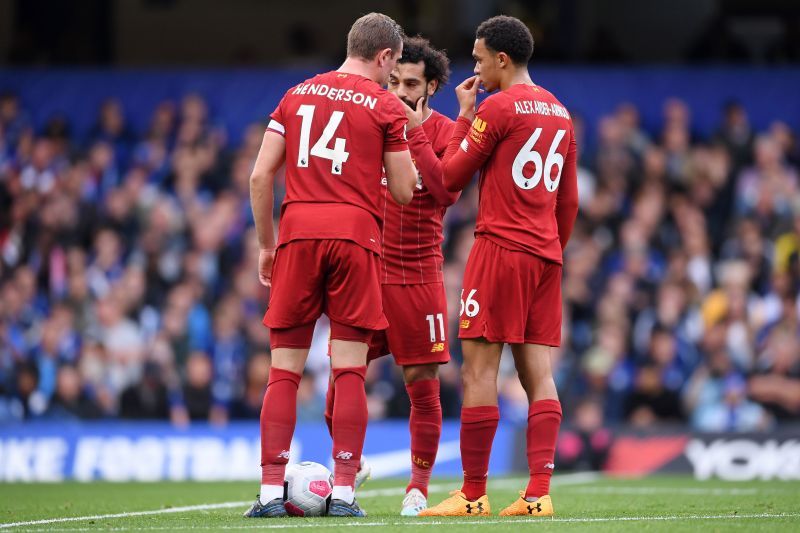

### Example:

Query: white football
xmin=283 ymin=461 xmax=333 ymax=517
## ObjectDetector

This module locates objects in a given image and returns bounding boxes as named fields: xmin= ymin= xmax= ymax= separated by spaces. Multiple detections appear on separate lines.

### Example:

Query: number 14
xmin=426 ymin=313 xmax=446 ymax=342
xmin=296 ymin=104 xmax=350 ymax=175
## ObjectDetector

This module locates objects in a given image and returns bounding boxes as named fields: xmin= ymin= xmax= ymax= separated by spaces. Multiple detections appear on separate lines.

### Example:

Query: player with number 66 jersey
xmin=421 ymin=15 xmax=579 ymax=519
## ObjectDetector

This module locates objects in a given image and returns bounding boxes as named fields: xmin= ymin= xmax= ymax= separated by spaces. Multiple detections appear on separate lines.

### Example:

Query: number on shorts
xmin=426 ymin=313 xmax=446 ymax=342
xmin=459 ymin=289 xmax=480 ymax=318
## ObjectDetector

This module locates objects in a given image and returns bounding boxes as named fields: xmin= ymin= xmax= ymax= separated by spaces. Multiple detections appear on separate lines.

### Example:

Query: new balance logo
xmin=544 ymin=463 xmax=555 ymax=469
xmin=431 ymin=342 xmax=445 ymax=353
xmin=465 ymin=502 xmax=484 ymax=514
xmin=277 ymin=450 xmax=290 ymax=459
xmin=335 ymin=451 xmax=353 ymax=460
xmin=527 ymin=502 xmax=542 ymax=514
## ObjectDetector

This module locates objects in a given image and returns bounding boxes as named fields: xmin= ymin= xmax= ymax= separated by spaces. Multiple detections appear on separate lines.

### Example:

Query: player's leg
xmin=420 ymin=338 xmax=501 ymax=517
xmin=422 ymin=238 xmax=519 ymax=517
xmin=497 ymin=343 xmax=560 ymax=517
xmin=246 ymin=241 xmax=324 ymax=518
xmin=401 ymin=363 xmax=440 ymax=514
xmin=325 ymin=331 xmax=386 ymax=492
xmin=245 ymin=326 xmax=316 ymax=518
xmin=327 ymin=328 xmax=371 ymax=516
xmin=259 ymin=337 xmax=313 ymax=496
xmin=500 ymin=259 xmax=562 ymax=517
xmin=460 ymin=338 xmax=503 ymax=498
xmin=382 ymin=282 xmax=450 ymax=514
xmin=514 ymin=343 xmax=561 ymax=497
xmin=324 ymin=240 xmax=388 ymax=517
xmin=323 ymin=370 xmax=334 ymax=437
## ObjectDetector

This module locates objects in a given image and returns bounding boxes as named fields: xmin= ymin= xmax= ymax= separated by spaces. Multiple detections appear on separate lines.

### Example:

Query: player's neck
xmin=337 ymin=58 xmax=381 ymax=84
xmin=500 ymin=69 xmax=534 ymax=91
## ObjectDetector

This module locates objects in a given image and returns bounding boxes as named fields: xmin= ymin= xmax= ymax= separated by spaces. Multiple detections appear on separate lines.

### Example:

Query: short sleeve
xmin=380 ymin=94 xmax=409 ymax=153
xmin=266 ymin=95 xmax=288 ymax=137
xmin=461 ymin=96 xmax=504 ymax=160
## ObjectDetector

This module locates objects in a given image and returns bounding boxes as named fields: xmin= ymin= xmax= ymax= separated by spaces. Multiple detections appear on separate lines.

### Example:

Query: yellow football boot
xmin=499 ymin=492 xmax=554 ymax=517
xmin=418 ymin=490 xmax=491 ymax=517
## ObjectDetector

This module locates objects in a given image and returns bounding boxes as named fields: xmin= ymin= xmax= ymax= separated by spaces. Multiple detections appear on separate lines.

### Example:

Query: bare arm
xmin=250 ymin=130 xmax=286 ymax=286
xmin=383 ymin=149 xmax=416 ymax=205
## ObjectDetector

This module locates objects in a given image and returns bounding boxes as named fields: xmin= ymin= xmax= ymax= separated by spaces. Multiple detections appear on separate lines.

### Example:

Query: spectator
xmin=685 ymin=349 xmax=770 ymax=432
xmin=119 ymin=361 xmax=171 ymax=420
xmin=45 ymin=365 xmax=103 ymax=420
xmin=180 ymin=352 xmax=215 ymax=422
xmin=748 ymin=326 xmax=800 ymax=420
xmin=1 ymin=92 xmax=799 ymax=433
xmin=556 ymin=398 xmax=612 ymax=471
xmin=714 ymin=100 xmax=754 ymax=170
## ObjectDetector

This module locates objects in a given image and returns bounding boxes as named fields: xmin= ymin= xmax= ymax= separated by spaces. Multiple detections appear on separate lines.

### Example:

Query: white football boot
xmin=400 ymin=487 xmax=428 ymax=516
xmin=354 ymin=455 xmax=371 ymax=489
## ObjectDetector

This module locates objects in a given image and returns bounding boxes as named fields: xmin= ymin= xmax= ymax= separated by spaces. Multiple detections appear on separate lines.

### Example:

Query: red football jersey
xmin=267 ymin=71 xmax=408 ymax=255
xmin=459 ymin=83 xmax=577 ymax=264
xmin=380 ymin=110 xmax=455 ymax=284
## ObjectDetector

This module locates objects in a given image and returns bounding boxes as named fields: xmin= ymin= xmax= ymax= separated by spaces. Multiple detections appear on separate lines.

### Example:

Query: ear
xmin=427 ymin=79 xmax=437 ymax=96
xmin=378 ymin=48 xmax=393 ymax=66
xmin=497 ymin=51 xmax=511 ymax=68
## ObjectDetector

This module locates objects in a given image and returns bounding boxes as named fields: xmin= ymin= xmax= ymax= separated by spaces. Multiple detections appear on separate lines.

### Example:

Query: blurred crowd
xmin=1 ymin=88 xmax=799 ymax=434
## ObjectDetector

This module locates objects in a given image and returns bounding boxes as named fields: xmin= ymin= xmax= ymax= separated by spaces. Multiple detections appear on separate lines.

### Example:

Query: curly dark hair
xmin=475 ymin=15 xmax=534 ymax=66
xmin=399 ymin=36 xmax=451 ymax=93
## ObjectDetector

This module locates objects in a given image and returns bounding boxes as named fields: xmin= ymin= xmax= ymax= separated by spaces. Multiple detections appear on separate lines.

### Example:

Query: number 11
xmin=426 ymin=313 xmax=446 ymax=342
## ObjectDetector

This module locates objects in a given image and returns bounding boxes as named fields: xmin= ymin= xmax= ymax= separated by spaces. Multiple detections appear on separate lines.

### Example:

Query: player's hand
xmin=404 ymin=96 xmax=425 ymax=130
xmin=258 ymin=248 xmax=276 ymax=287
xmin=455 ymin=75 xmax=480 ymax=121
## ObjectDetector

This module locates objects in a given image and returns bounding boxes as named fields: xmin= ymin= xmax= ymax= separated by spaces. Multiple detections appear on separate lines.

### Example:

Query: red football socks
xmin=324 ymin=377 xmax=334 ymax=437
xmin=331 ymin=366 xmax=368 ymax=488
xmin=525 ymin=399 xmax=563 ymax=498
xmin=405 ymin=378 xmax=442 ymax=497
xmin=460 ymin=405 xmax=500 ymax=500
xmin=260 ymin=367 xmax=302 ymax=485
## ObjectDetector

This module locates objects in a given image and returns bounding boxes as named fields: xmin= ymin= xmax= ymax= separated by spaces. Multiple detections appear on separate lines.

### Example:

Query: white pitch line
xmin=7 ymin=512 xmax=800 ymax=532
xmin=563 ymin=486 xmax=764 ymax=496
xmin=0 ymin=472 xmax=592 ymax=530
xmin=0 ymin=502 xmax=249 ymax=530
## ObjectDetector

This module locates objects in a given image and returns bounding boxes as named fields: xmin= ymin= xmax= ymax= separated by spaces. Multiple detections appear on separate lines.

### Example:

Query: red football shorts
xmin=368 ymin=282 xmax=451 ymax=366
xmin=263 ymin=239 xmax=389 ymax=332
xmin=458 ymin=237 xmax=562 ymax=346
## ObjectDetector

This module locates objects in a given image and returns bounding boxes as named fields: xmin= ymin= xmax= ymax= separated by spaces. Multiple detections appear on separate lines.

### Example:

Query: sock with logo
xmin=405 ymin=378 xmax=442 ymax=498
xmin=525 ymin=399 xmax=563 ymax=499
xmin=259 ymin=367 xmax=302 ymax=496
xmin=460 ymin=405 xmax=500 ymax=501
xmin=331 ymin=366 xmax=368 ymax=493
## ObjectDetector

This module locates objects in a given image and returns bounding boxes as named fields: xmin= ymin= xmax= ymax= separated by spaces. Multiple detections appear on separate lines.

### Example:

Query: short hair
xmin=399 ymin=36 xmax=451 ymax=93
xmin=476 ymin=15 xmax=534 ymax=66
xmin=346 ymin=13 xmax=404 ymax=61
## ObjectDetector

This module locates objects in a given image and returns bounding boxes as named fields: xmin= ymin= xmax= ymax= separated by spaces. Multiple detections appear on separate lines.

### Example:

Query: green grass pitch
xmin=2 ymin=474 xmax=798 ymax=531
